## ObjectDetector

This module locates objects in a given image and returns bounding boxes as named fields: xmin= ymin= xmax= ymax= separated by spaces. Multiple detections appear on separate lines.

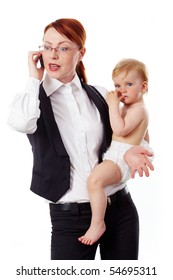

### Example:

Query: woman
xmin=8 ymin=18 xmax=154 ymax=260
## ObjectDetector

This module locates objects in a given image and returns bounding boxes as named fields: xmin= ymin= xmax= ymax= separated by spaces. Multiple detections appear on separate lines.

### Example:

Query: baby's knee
xmin=87 ymin=175 xmax=102 ymax=191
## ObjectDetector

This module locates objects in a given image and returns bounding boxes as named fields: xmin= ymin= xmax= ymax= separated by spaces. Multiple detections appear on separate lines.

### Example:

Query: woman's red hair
xmin=44 ymin=18 xmax=87 ymax=83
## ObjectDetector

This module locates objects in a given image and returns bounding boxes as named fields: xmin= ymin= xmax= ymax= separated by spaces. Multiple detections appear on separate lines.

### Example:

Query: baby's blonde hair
xmin=112 ymin=58 xmax=148 ymax=82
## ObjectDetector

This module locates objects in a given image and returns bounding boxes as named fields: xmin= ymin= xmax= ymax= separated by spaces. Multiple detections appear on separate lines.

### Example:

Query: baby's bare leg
xmin=78 ymin=160 xmax=121 ymax=245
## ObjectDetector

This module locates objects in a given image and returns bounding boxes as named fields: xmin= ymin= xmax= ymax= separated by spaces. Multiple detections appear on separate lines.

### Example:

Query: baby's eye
xmin=127 ymin=83 xmax=133 ymax=87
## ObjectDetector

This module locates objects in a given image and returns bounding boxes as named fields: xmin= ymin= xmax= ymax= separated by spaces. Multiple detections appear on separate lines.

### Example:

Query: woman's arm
xmin=7 ymin=78 xmax=41 ymax=134
xmin=7 ymin=51 xmax=44 ymax=134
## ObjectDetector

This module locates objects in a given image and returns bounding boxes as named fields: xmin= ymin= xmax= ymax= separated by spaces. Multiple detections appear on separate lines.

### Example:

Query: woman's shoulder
xmin=92 ymin=85 xmax=108 ymax=99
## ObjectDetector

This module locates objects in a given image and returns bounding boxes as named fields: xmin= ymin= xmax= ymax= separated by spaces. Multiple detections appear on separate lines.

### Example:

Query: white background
xmin=0 ymin=0 xmax=172 ymax=278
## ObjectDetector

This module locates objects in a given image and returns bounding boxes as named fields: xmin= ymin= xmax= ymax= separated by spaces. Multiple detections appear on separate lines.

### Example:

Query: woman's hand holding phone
xmin=28 ymin=51 xmax=44 ymax=81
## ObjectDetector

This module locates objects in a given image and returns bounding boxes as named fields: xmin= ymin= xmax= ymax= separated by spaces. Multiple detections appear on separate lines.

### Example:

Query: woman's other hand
xmin=124 ymin=146 xmax=154 ymax=178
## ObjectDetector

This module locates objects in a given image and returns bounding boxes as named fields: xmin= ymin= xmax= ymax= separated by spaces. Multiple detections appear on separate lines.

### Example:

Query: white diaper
xmin=103 ymin=140 xmax=132 ymax=183
xmin=102 ymin=139 xmax=153 ymax=183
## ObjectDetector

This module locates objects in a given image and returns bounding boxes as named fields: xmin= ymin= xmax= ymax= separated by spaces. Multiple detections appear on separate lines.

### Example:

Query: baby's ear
xmin=142 ymin=81 xmax=148 ymax=93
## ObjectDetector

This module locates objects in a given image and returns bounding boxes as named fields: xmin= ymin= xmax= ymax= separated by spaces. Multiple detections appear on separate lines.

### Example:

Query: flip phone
xmin=39 ymin=56 xmax=44 ymax=68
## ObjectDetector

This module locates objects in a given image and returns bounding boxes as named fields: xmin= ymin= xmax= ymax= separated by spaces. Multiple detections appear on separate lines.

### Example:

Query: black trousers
xmin=49 ymin=189 xmax=139 ymax=260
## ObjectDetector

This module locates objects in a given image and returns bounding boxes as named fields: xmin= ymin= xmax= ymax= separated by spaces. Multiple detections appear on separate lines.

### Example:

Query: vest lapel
xmin=39 ymin=83 xmax=68 ymax=156
xmin=82 ymin=83 xmax=112 ymax=160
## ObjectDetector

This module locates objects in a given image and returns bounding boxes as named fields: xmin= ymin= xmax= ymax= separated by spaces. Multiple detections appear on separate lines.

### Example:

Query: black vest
xmin=27 ymin=82 xmax=112 ymax=202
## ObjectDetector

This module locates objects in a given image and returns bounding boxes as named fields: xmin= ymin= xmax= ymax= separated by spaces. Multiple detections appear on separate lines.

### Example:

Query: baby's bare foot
xmin=78 ymin=222 xmax=106 ymax=245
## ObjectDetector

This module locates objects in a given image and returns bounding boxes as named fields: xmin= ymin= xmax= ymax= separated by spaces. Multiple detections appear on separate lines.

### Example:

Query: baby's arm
xmin=106 ymin=91 xmax=147 ymax=136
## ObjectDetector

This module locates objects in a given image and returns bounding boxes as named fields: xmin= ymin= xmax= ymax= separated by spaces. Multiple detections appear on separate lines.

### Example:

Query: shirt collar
xmin=43 ymin=73 xmax=83 ymax=97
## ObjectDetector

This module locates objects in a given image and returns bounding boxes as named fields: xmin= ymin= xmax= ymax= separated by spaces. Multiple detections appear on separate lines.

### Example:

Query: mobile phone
xmin=39 ymin=55 xmax=44 ymax=68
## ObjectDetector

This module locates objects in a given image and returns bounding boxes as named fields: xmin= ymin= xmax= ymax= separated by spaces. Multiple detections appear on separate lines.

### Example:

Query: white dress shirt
xmin=8 ymin=73 xmax=126 ymax=203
